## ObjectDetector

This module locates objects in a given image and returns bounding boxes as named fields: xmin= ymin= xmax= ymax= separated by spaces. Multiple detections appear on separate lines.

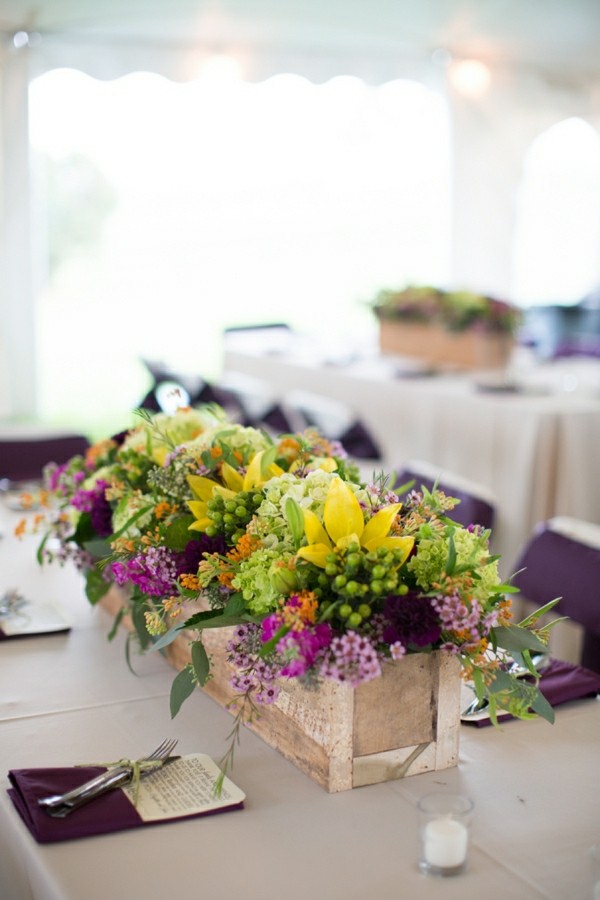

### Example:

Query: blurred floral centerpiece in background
xmin=372 ymin=284 xmax=521 ymax=334
xmin=372 ymin=285 xmax=521 ymax=369
xmin=23 ymin=404 xmax=556 ymax=785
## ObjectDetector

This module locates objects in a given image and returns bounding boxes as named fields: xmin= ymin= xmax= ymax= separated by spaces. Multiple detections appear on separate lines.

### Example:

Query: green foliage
xmin=85 ymin=566 xmax=110 ymax=605
xmin=170 ymin=666 xmax=197 ymax=717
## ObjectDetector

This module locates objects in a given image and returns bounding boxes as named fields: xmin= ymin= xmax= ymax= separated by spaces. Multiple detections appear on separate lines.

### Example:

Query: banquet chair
xmin=392 ymin=458 xmax=496 ymax=531
xmin=0 ymin=431 xmax=90 ymax=482
xmin=511 ymin=517 xmax=600 ymax=673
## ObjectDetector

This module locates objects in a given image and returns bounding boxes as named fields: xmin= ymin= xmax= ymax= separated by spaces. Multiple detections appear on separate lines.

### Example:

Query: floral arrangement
xmin=22 ymin=404 xmax=557 ymax=780
xmin=371 ymin=284 xmax=521 ymax=335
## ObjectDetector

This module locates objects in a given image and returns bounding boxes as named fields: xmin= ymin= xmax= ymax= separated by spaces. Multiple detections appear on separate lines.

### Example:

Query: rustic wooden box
xmin=100 ymin=587 xmax=461 ymax=792
xmin=379 ymin=319 xmax=514 ymax=370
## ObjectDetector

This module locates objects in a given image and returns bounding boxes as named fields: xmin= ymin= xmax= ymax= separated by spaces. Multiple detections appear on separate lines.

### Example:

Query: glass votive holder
xmin=417 ymin=792 xmax=474 ymax=877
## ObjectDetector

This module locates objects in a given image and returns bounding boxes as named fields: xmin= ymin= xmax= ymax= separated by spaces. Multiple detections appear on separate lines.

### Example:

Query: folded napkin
xmin=8 ymin=754 xmax=245 ymax=844
xmin=0 ymin=598 xmax=71 ymax=640
xmin=461 ymin=658 xmax=600 ymax=728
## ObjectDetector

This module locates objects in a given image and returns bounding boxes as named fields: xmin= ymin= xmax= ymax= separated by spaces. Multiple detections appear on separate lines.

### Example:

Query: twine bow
xmin=76 ymin=758 xmax=164 ymax=806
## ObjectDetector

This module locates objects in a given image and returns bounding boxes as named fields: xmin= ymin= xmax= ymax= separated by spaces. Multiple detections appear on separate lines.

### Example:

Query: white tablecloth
xmin=1 ymin=510 xmax=599 ymax=900
xmin=223 ymin=350 xmax=600 ymax=576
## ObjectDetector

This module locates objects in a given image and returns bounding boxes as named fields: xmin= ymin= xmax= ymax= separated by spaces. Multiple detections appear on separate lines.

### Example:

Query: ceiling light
xmin=449 ymin=59 xmax=491 ymax=98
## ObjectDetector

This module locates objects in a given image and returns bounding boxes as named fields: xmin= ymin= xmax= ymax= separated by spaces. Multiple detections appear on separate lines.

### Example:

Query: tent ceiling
xmin=1 ymin=0 xmax=600 ymax=83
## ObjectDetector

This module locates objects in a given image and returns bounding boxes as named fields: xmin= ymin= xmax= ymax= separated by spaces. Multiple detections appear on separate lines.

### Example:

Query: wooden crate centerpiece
xmin=100 ymin=586 xmax=462 ymax=793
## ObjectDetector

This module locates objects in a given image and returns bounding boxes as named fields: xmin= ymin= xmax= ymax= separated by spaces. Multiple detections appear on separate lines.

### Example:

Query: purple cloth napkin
xmin=462 ymin=658 xmax=600 ymax=728
xmin=7 ymin=765 xmax=244 ymax=843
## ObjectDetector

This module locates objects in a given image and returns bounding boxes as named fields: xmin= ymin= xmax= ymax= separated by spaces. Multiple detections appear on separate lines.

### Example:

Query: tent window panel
xmin=29 ymin=70 xmax=451 ymax=434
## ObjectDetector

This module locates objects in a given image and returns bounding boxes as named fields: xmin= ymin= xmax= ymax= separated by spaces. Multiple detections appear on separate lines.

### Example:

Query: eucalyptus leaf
xmin=493 ymin=624 xmax=548 ymax=654
xmin=84 ymin=566 xmax=110 ymax=605
xmin=83 ymin=537 xmax=113 ymax=559
xmin=107 ymin=606 xmax=126 ymax=641
xmin=131 ymin=600 xmax=152 ymax=650
xmin=530 ymin=689 xmax=555 ymax=723
xmin=224 ymin=592 xmax=246 ymax=617
xmin=191 ymin=640 xmax=210 ymax=685
xmin=149 ymin=624 xmax=185 ymax=652
xmin=518 ymin=598 xmax=562 ymax=627
xmin=36 ymin=531 xmax=50 ymax=566
xmin=170 ymin=666 xmax=197 ymax=717
xmin=72 ymin=511 xmax=96 ymax=547
xmin=487 ymin=670 xmax=517 ymax=693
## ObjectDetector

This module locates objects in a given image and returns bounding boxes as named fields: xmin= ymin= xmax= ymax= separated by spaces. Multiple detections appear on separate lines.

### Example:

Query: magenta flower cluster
xmin=112 ymin=545 xmax=179 ymax=596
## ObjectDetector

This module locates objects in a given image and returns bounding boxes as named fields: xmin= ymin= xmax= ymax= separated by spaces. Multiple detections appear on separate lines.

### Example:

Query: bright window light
xmin=29 ymin=69 xmax=451 ymax=434
xmin=513 ymin=117 xmax=600 ymax=305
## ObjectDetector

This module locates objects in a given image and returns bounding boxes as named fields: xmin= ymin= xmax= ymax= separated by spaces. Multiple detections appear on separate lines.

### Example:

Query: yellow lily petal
xmin=302 ymin=509 xmax=332 ymax=548
xmin=242 ymin=451 xmax=265 ymax=490
xmin=241 ymin=452 xmax=285 ymax=490
xmin=296 ymin=543 xmax=331 ymax=568
xmin=324 ymin=478 xmax=364 ymax=544
xmin=187 ymin=500 xmax=208 ymax=519
xmin=152 ymin=447 xmax=169 ymax=466
xmin=362 ymin=535 xmax=414 ymax=564
xmin=221 ymin=462 xmax=244 ymax=492
xmin=315 ymin=457 xmax=338 ymax=473
xmin=360 ymin=504 xmax=402 ymax=548
xmin=187 ymin=474 xmax=217 ymax=502
xmin=213 ymin=485 xmax=237 ymax=501
xmin=336 ymin=533 xmax=363 ymax=551
xmin=188 ymin=517 xmax=212 ymax=532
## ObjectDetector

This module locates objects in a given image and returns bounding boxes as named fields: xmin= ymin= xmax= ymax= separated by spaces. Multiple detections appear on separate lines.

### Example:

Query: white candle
xmin=423 ymin=817 xmax=468 ymax=868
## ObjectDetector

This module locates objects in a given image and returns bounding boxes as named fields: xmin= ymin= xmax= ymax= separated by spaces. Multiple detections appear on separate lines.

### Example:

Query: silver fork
xmin=38 ymin=738 xmax=178 ymax=814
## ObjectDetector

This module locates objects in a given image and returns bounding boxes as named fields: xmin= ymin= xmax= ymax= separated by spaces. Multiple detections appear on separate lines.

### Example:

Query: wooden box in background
xmin=379 ymin=319 xmax=514 ymax=370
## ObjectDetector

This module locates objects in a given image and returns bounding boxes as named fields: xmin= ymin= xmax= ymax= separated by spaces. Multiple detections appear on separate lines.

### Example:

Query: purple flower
xmin=321 ymin=631 xmax=382 ymax=687
xmin=71 ymin=480 xmax=113 ymax=537
xmin=382 ymin=591 xmax=441 ymax=648
xmin=175 ymin=536 xmax=226 ymax=578
xmin=111 ymin=545 xmax=179 ymax=596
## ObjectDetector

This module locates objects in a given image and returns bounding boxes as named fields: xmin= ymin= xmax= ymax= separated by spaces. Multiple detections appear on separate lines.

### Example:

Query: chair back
xmin=0 ymin=432 xmax=90 ymax=482
xmin=512 ymin=517 xmax=600 ymax=672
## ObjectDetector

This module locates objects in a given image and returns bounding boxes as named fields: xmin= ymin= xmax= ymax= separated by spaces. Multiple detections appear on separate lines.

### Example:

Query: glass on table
xmin=417 ymin=792 xmax=474 ymax=877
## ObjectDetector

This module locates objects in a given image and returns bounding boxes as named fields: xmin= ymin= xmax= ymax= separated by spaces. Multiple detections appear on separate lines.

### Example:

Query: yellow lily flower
xmin=187 ymin=450 xmax=284 ymax=532
xmin=187 ymin=474 xmax=236 ymax=532
xmin=296 ymin=477 xmax=414 ymax=568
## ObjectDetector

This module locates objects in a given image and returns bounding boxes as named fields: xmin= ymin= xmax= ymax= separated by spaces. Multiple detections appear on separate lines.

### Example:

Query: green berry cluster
xmin=204 ymin=490 xmax=263 ymax=542
xmin=316 ymin=542 xmax=409 ymax=628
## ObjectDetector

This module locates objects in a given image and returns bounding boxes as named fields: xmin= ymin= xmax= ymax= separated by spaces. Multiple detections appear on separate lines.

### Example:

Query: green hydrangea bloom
xmin=232 ymin=546 xmax=296 ymax=615
xmin=407 ymin=525 xmax=500 ymax=600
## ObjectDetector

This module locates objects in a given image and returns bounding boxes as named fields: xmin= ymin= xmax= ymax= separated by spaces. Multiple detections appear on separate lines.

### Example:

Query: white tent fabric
xmin=1 ymin=1 xmax=600 ymax=419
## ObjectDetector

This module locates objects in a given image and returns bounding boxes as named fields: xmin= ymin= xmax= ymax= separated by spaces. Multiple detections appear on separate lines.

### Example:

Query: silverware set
xmin=461 ymin=655 xmax=550 ymax=718
xmin=38 ymin=738 xmax=178 ymax=817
